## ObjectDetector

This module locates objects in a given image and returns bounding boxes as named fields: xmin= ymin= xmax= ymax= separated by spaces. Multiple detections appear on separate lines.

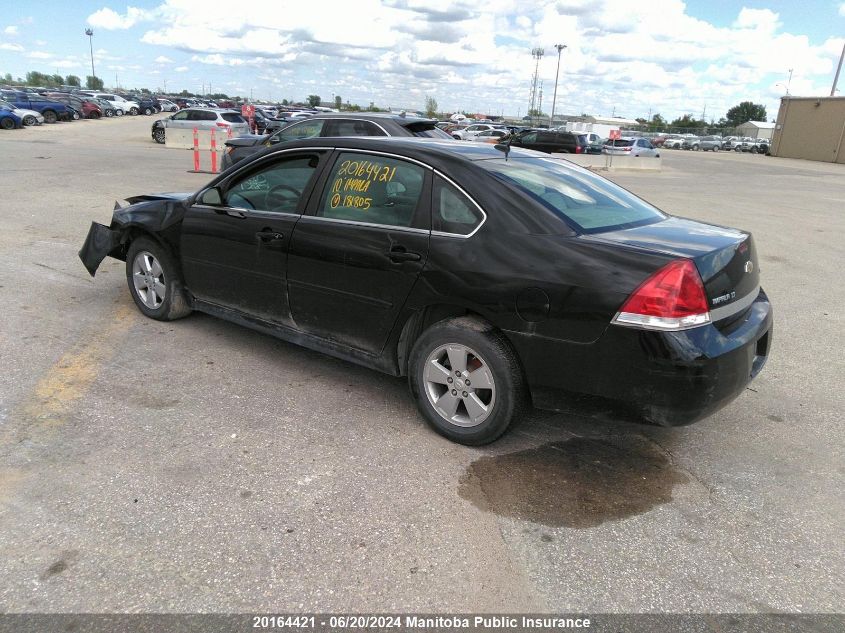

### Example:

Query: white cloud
xmin=26 ymin=51 xmax=52 ymax=59
xmin=174 ymin=66 xmax=188 ymax=72
xmin=4 ymin=25 xmax=18 ymax=36
xmin=87 ymin=6 xmax=154 ymax=30
xmin=839 ymin=3 xmax=845 ymax=17
xmin=154 ymin=55 xmax=173 ymax=63
xmin=0 ymin=42 xmax=23 ymax=52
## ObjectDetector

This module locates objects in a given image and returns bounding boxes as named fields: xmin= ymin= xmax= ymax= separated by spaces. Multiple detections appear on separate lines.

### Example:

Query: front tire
xmin=152 ymin=127 xmax=165 ymax=144
xmin=42 ymin=109 xmax=58 ymax=124
xmin=408 ymin=316 xmax=527 ymax=445
xmin=143 ymin=107 xmax=153 ymax=115
xmin=22 ymin=114 xmax=37 ymax=126
xmin=129 ymin=107 xmax=139 ymax=116
xmin=125 ymin=237 xmax=192 ymax=321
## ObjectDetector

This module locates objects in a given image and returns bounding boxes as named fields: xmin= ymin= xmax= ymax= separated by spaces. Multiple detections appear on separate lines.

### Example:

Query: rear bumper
xmin=506 ymin=289 xmax=773 ymax=426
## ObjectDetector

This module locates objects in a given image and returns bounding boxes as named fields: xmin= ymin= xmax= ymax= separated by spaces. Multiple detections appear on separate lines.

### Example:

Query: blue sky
xmin=1 ymin=1 xmax=844 ymax=122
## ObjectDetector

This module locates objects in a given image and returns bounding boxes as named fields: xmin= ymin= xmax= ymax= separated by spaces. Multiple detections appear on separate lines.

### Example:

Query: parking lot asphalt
xmin=0 ymin=116 xmax=842 ymax=613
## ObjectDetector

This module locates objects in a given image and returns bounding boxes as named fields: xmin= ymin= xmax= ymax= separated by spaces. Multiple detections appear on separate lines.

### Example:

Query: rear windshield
xmin=608 ymin=139 xmax=634 ymax=147
xmin=477 ymin=157 xmax=665 ymax=233
xmin=413 ymin=127 xmax=453 ymax=138
xmin=221 ymin=113 xmax=245 ymax=123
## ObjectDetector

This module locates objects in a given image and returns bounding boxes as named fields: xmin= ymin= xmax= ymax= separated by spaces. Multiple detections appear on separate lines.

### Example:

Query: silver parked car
xmin=698 ymin=136 xmax=722 ymax=151
xmin=603 ymin=137 xmax=660 ymax=157
xmin=151 ymin=108 xmax=250 ymax=144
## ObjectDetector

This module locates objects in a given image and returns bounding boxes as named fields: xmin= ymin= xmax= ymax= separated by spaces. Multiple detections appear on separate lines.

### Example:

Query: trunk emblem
xmin=745 ymin=261 xmax=754 ymax=273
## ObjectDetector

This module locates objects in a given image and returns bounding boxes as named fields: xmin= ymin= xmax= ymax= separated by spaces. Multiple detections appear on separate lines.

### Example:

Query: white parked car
xmin=157 ymin=98 xmax=179 ymax=112
xmin=469 ymin=129 xmax=508 ymax=143
xmin=454 ymin=123 xmax=506 ymax=140
xmin=151 ymin=108 xmax=250 ymax=144
xmin=603 ymin=137 xmax=660 ymax=157
xmin=80 ymin=92 xmax=140 ymax=116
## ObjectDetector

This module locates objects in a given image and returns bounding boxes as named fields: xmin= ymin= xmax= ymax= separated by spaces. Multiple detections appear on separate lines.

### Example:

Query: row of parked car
xmin=0 ymin=86 xmax=249 ymax=130
xmin=657 ymin=134 xmax=770 ymax=154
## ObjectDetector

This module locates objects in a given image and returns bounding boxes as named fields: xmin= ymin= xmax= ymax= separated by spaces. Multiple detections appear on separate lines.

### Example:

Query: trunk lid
xmin=584 ymin=217 xmax=760 ymax=316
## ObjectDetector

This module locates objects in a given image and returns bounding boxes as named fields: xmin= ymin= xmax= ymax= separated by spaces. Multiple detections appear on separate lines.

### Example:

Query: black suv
xmin=502 ymin=129 xmax=588 ymax=154
xmin=221 ymin=113 xmax=453 ymax=169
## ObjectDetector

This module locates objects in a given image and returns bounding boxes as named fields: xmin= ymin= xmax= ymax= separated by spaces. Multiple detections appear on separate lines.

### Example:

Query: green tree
xmin=334 ymin=95 xmax=342 ymax=110
xmin=650 ymin=113 xmax=667 ymax=129
xmin=306 ymin=94 xmax=321 ymax=107
xmin=66 ymin=75 xmax=81 ymax=87
xmin=26 ymin=71 xmax=50 ymax=85
xmin=424 ymin=95 xmax=438 ymax=118
xmin=725 ymin=101 xmax=767 ymax=126
xmin=86 ymin=75 xmax=104 ymax=90
xmin=3 ymin=73 xmax=12 ymax=83
xmin=669 ymin=114 xmax=707 ymax=130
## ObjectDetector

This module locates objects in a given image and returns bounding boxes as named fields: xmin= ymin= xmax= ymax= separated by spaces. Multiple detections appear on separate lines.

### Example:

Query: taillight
xmin=612 ymin=259 xmax=710 ymax=330
xmin=216 ymin=121 xmax=230 ymax=127
xmin=575 ymin=146 xmax=582 ymax=154
xmin=624 ymin=147 xmax=631 ymax=151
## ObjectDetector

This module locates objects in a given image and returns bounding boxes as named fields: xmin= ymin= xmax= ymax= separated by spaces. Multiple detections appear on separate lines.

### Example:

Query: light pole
xmin=549 ymin=44 xmax=567 ymax=128
xmin=84 ymin=28 xmax=95 ymax=83
xmin=529 ymin=47 xmax=544 ymax=125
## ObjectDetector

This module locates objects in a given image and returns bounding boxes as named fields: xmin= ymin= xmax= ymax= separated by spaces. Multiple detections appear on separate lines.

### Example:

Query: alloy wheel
xmin=423 ymin=343 xmax=496 ymax=427
xmin=132 ymin=250 xmax=166 ymax=309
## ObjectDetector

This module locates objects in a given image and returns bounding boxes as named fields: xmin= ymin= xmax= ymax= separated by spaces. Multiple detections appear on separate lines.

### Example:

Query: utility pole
xmin=549 ymin=44 xmax=567 ymax=128
xmin=787 ymin=68 xmax=793 ymax=95
xmin=831 ymin=45 xmax=845 ymax=96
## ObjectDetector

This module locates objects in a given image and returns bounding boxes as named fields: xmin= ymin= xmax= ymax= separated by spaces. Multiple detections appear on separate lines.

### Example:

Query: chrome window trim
xmin=430 ymin=170 xmax=488 ymax=239
xmin=191 ymin=204 xmax=300 ymax=217
xmin=298 ymin=215 xmax=430 ymax=235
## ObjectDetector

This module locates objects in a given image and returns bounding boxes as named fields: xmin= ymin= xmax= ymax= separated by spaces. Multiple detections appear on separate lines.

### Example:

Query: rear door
xmin=287 ymin=150 xmax=431 ymax=354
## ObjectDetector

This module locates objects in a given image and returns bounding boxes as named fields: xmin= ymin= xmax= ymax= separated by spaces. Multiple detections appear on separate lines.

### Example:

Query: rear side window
xmin=323 ymin=119 xmax=386 ymax=136
xmin=318 ymin=152 xmax=426 ymax=228
xmin=479 ymin=157 xmax=665 ymax=233
xmin=412 ymin=127 xmax=453 ymax=138
xmin=221 ymin=112 xmax=245 ymax=123
xmin=432 ymin=177 xmax=483 ymax=236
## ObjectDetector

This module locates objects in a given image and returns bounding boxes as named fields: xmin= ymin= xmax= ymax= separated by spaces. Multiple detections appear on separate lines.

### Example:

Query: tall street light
xmin=549 ymin=44 xmax=567 ymax=128
xmin=85 ymin=28 xmax=95 ymax=82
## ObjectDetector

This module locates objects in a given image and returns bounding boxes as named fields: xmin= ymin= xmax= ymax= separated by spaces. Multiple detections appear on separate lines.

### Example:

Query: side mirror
xmin=199 ymin=187 xmax=223 ymax=206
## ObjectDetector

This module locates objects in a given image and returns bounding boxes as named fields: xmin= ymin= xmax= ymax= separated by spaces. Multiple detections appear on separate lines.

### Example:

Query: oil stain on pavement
xmin=458 ymin=436 xmax=689 ymax=528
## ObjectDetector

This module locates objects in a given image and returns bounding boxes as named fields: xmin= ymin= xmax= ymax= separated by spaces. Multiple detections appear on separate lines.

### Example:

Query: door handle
xmin=388 ymin=247 xmax=422 ymax=262
xmin=256 ymin=230 xmax=284 ymax=242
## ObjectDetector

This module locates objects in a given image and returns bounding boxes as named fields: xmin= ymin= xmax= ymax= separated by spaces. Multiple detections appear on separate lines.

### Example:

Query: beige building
xmin=769 ymin=96 xmax=845 ymax=164
xmin=736 ymin=120 xmax=775 ymax=139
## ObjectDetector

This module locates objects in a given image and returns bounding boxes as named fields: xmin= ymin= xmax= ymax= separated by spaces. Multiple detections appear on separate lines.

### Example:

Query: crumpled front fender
xmin=78 ymin=221 xmax=123 ymax=277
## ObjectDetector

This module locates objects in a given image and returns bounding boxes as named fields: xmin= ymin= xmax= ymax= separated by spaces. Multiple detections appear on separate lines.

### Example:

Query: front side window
xmin=273 ymin=119 xmax=325 ymax=143
xmin=478 ymin=157 xmax=665 ymax=234
xmin=224 ymin=154 xmax=322 ymax=213
xmin=317 ymin=152 xmax=426 ymax=228
xmin=171 ymin=111 xmax=189 ymax=121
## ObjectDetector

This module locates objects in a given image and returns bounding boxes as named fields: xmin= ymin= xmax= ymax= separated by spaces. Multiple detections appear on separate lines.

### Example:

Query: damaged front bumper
xmin=78 ymin=221 xmax=123 ymax=277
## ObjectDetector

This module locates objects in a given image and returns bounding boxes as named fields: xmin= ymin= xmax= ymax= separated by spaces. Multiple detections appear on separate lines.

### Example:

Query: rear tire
xmin=125 ymin=237 xmax=192 ymax=321
xmin=408 ymin=316 xmax=528 ymax=445
xmin=129 ymin=107 xmax=139 ymax=116
xmin=143 ymin=107 xmax=153 ymax=115
xmin=0 ymin=117 xmax=14 ymax=130
xmin=42 ymin=109 xmax=57 ymax=124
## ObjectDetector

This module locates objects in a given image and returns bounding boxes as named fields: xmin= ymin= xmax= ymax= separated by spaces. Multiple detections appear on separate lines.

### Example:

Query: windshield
xmin=477 ymin=157 xmax=665 ymax=233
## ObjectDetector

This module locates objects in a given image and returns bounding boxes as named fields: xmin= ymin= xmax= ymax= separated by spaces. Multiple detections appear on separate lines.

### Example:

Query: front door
xmin=287 ymin=151 xmax=431 ymax=355
xmin=180 ymin=151 xmax=328 ymax=325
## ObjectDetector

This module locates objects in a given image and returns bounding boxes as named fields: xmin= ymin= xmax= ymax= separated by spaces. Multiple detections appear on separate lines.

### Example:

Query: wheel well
xmin=396 ymin=304 xmax=486 ymax=376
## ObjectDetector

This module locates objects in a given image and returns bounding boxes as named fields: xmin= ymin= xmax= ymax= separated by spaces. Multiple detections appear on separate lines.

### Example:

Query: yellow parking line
xmin=15 ymin=304 xmax=136 ymax=432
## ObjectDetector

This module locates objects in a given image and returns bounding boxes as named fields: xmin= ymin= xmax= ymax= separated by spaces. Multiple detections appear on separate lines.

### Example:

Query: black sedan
xmin=221 ymin=113 xmax=452 ymax=170
xmin=79 ymin=138 xmax=772 ymax=445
